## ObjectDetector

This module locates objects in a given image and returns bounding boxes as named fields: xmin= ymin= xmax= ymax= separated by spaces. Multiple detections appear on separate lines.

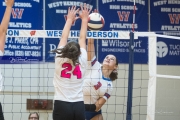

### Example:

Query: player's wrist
xmin=66 ymin=19 xmax=73 ymax=23
xmin=103 ymin=96 xmax=108 ymax=101
xmin=6 ymin=6 xmax=12 ymax=9
xmin=81 ymin=18 xmax=88 ymax=22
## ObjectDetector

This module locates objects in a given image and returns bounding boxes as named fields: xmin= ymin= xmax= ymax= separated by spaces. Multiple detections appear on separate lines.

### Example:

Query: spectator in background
xmin=28 ymin=112 xmax=39 ymax=120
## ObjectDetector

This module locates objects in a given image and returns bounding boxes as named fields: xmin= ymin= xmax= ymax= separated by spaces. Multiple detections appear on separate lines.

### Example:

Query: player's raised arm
xmin=87 ymin=38 xmax=95 ymax=61
xmin=58 ymin=6 xmax=79 ymax=47
xmin=79 ymin=3 xmax=92 ymax=50
xmin=0 ymin=0 xmax=14 ymax=52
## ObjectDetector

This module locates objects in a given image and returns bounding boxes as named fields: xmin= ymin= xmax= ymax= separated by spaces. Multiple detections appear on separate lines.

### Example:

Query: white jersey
xmin=53 ymin=47 xmax=87 ymax=102
xmin=0 ymin=50 xmax=3 ymax=91
xmin=83 ymin=57 xmax=113 ymax=104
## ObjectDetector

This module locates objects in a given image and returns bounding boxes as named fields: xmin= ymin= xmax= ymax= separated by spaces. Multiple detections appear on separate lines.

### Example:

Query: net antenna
xmin=132 ymin=0 xmax=136 ymax=32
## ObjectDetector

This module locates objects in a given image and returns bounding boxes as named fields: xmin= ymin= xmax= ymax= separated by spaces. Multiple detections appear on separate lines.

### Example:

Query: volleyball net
xmin=1 ymin=30 xmax=180 ymax=120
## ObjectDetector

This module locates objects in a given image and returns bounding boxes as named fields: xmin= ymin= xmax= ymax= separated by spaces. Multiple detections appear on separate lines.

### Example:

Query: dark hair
xmin=52 ymin=41 xmax=81 ymax=66
xmin=109 ymin=57 xmax=118 ymax=81
xmin=28 ymin=112 xmax=39 ymax=120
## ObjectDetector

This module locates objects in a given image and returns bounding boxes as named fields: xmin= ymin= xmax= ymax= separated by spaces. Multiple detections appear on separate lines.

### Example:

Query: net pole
xmin=126 ymin=32 xmax=134 ymax=120
xmin=146 ymin=36 xmax=157 ymax=120
xmin=126 ymin=0 xmax=136 ymax=119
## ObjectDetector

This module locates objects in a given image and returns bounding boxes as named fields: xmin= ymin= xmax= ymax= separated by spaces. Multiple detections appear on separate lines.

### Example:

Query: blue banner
xmin=151 ymin=0 xmax=180 ymax=65
xmin=157 ymin=37 xmax=180 ymax=65
xmin=45 ymin=0 xmax=96 ymax=30
xmin=0 ymin=0 xmax=43 ymax=63
xmin=45 ymin=0 xmax=96 ymax=62
xmin=45 ymin=39 xmax=59 ymax=62
xmin=98 ymin=0 xmax=148 ymax=64
xmin=45 ymin=38 xmax=78 ymax=62
xmin=98 ymin=37 xmax=148 ymax=64
xmin=98 ymin=0 xmax=148 ymax=31
xmin=150 ymin=0 xmax=180 ymax=36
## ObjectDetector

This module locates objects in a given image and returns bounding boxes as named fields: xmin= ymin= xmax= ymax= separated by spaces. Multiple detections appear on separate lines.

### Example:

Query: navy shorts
xmin=53 ymin=100 xmax=85 ymax=120
xmin=85 ymin=110 xmax=102 ymax=120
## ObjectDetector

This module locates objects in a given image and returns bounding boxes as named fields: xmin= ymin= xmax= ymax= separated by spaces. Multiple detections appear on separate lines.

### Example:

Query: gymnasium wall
xmin=1 ymin=63 xmax=180 ymax=120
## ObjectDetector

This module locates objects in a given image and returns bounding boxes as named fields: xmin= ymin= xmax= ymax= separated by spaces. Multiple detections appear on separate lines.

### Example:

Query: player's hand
xmin=79 ymin=3 xmax=92 ymax=21
xmin=5 ymin=0 xmax=14 ymax=8
xmin=67 ymin=6 xmax=79 ymax=23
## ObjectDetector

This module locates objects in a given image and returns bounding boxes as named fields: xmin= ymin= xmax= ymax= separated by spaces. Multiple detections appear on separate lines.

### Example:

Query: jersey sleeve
xmin=87 ymin=56 xmax=101 ymax=70
xmin=103 ymin=83 xmax=113 ymax=101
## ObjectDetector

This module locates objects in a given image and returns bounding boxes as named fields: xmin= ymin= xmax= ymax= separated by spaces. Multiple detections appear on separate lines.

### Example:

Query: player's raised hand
xmin=5 ymin=0 xmax=14 ymax=8
xmin=79 ymin=3 xmax=92 ymax=21
xmin=67 ymin=6 xmax=79 ymax=23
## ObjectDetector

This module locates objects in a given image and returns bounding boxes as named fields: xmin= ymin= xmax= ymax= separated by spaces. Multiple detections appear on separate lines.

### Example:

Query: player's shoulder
xmin=80 ymin=48 xmax=87 ymax=56
xmin=91 ymin=56 xmax=101 ymax=68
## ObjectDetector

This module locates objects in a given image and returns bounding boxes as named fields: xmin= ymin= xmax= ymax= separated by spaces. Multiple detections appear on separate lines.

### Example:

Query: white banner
xmin=6 ymin=29 xmax=133 ymax=39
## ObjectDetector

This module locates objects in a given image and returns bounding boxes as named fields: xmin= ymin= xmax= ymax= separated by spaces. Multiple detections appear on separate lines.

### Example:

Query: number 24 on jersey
xmin=60 ymin=63 xmax=82 ymax=79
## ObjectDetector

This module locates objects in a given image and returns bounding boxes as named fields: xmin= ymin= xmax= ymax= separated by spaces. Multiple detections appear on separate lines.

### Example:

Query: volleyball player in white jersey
xmin=0 ymin=0 xmax=14 ymax=119
xmin=83 ymin=38 xmax=118 ymax=120
xmin=52 ymin=4 xmax=91 ymax=120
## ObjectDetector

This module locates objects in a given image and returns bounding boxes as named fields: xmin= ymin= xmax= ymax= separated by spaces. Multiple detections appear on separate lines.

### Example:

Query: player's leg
xmin=73 ymin=101 xmax=85 ymax=120
xmin=53 ymin=100 xmax=73 ymax=120
xmin=0 ymin=102 xmax=4 ymax=120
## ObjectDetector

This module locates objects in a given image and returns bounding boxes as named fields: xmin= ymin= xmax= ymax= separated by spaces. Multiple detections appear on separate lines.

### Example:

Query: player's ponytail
xmin=109 ymin=69 xmax=118 ymax=81
xmin=51 ymin=41 xmax=81 ymax=66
